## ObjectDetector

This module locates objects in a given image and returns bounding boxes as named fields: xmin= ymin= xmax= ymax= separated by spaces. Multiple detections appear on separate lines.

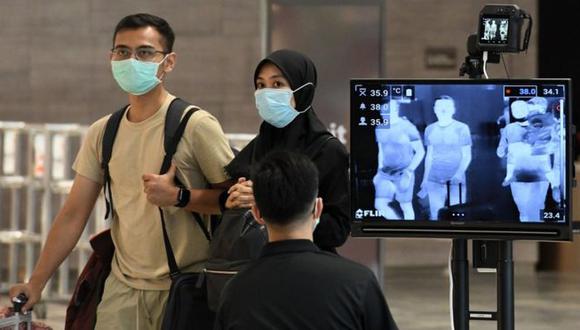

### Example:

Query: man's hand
xmin=143 ymin=163 xmax=180 ymax=207
xmin=225 ymin=177 xmax=254 ymax=209
xmin=9 ymin=282 xmax=42 ymax=313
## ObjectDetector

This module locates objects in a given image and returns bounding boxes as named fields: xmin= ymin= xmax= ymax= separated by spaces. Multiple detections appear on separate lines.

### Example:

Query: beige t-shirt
xmin=73 ymin=94 xmax=233 ymax=290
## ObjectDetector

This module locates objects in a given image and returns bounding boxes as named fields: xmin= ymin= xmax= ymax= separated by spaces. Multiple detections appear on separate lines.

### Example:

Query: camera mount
xmin=454 ymin=5 xmax=534 ymax=330
xmin=460 ymin=4 xmax=532 ymax=79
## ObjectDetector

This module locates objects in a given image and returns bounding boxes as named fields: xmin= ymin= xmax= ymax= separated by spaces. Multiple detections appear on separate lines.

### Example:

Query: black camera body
xmin=477 ymin=4 xmax=531 ymax=53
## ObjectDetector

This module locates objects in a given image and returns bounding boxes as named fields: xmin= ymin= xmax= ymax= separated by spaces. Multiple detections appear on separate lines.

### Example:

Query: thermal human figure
xmin=483 ymin=20 xmax=492 ymax=40
xmin=528 ymin=97 xmax=561 ymax=203
xmin=490 ymin=20 xmax=498 ymax=40
xmin=373 ymin=99 xmax=425 ymax=220
xmin=497 ymin=98 xmax=556 ymax=222
xmin=499 ymin=20 xmax=509 ymax=41
xmin=420 ymin=96 xmax=472 ymax=220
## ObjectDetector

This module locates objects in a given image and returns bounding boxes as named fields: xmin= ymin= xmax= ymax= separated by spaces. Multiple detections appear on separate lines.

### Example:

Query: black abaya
xmin=225 ymin=49 xmax=350 ymax=252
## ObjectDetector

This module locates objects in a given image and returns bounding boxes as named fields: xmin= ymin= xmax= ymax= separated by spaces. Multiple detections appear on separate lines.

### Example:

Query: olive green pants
xmin=95 ymin=274 xmax=169 ymax=330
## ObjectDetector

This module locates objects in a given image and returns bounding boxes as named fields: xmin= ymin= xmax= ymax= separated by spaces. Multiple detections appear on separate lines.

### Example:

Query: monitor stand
xmin=451 ymin=239 xmax=514 ymax=330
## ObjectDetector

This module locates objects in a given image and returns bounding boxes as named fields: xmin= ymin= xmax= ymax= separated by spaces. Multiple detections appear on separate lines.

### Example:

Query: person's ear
xmin=162 ymin=52 xmax=176 ymax=74
xmin=251 ymin=204 xmax=266 ymax=225
xmin=314 ymin=197 xmax=323 ymax=219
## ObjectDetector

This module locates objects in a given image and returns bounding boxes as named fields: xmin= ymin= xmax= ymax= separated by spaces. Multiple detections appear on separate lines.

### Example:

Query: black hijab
xmin=225 ymin=49 xmax=334 ymax=178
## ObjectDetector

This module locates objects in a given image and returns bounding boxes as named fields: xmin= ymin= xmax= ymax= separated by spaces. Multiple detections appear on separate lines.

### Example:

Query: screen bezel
xmin=350 ymin=78 xmax=573 ymax=241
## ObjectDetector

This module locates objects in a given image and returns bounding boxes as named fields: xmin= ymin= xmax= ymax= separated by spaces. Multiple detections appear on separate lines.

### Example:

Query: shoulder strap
xmin=161 ymin=100 xmax=210 ymax=243
xmin=157 ymin=98 xmax=211 ymax=277
xmin=160 ymin=98 xmax=198 ymax=173
xmin=101 ymin=105 xmax=129 ymax=220
xmin=164 ymin=98 xmax=192 ymax=156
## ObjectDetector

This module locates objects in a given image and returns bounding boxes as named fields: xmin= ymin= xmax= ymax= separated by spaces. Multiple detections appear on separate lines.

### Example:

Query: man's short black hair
xmin=251 ymin=151 xmax=319 ymax=226
xmin=113 ymin=13 xmax=175 ymax=53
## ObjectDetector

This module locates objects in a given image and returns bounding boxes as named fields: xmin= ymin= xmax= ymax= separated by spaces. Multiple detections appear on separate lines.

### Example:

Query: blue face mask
xmin=254 ymin=82 xmax=313 ymax=128
xmin=111 ymin=57 xmax=166 ymax=95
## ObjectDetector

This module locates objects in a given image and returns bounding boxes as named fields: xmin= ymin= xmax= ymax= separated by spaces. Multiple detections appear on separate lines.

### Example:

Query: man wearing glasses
xmin=10 ymin=13 xmax=233 ymax=329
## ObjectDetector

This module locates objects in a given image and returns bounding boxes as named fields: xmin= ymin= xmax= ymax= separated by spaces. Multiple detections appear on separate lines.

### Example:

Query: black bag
xmin=160 ymin=203 xmax=214 ymax=330
xmin=203 ymin=208 xmax=268 ymax=311
xmin=100 ymin=98 xmax=214 ymax=329
xmin=438 ymin=181 xmax=494 ymax=220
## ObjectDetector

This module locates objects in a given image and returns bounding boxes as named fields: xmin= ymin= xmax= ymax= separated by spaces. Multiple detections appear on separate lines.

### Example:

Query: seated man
xmin=215 ymin=151 xmax=398 ymax=330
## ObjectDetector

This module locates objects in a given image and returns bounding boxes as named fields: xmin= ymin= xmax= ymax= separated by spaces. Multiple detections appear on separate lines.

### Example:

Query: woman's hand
xmin=225 ymin=177 xmax=254 ymax=209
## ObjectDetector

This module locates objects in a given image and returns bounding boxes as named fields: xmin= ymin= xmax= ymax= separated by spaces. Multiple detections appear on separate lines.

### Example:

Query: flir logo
xmin=355 ymin=209 xmax=383 ymax=219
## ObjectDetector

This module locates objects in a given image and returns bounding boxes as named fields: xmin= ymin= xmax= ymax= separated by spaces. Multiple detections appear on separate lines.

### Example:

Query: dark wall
xmin=538 ymin=0 xmax=580 ymax=158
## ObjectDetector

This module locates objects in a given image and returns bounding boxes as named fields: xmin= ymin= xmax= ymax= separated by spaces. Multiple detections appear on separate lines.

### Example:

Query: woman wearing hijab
xmin=224 ymin=49 xmax=350 ymax=252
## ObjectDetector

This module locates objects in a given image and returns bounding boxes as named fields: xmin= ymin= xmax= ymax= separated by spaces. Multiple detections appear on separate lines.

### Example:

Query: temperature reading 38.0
xmin=518 ymin=88 xmax=536 ymax=96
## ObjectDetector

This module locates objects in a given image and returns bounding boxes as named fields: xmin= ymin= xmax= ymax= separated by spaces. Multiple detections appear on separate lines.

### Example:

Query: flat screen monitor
xmin=350 ymin=79 xmax=573 ymax=241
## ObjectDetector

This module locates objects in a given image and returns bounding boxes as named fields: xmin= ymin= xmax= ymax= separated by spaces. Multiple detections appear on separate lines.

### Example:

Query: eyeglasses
xmin=111 ymin=46 xmax=167 ymax=62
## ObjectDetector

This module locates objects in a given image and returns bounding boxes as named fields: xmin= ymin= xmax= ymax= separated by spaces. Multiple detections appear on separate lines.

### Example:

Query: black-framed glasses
xmin=111 ymin=46 xmax=167 ymax=62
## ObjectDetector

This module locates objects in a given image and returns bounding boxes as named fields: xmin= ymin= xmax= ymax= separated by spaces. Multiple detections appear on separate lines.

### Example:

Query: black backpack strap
xmin=164 ymin=98 xmax=191 ymax=156
xmin=160 ymin=98 xmax=198 ymax=173
xmin=158 ymin=98 xmax=211 ymax=277
xmin=162 ymin=98 xmax=211 ymax=241
xmin=101 ymin=105 xmax=129 ymax=220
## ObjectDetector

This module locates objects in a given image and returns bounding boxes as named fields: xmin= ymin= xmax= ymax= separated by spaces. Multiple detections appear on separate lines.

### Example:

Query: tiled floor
xmin=1 ymin=265 xmax=579 ymax=329
xmin=384 ymin=265 xmax=580 ymax=330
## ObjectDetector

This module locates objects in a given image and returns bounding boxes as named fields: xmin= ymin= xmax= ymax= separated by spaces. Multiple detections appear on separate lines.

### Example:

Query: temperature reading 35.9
xmin=369 ymin=89 xmax=389 ymax=97
xmin=370 ymin=118 xmax=390 ymax=126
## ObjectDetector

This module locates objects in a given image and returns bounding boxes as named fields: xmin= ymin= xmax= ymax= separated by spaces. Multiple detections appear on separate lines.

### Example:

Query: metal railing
xmin=0 ymin=120 xmax=254 ymax=316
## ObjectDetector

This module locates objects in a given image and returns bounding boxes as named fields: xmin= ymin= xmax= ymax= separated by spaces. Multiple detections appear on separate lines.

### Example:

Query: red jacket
xmin=65 ymin=229 xmax=114 ymax=330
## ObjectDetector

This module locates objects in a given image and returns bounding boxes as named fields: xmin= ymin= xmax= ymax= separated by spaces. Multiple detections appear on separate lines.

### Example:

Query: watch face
xmin=175 ymin=188 xmax=190 ymax=207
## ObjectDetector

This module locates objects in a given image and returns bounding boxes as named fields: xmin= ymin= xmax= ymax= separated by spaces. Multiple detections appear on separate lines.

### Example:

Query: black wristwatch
xmin=175 ymin=187 xmax=190 ymax=208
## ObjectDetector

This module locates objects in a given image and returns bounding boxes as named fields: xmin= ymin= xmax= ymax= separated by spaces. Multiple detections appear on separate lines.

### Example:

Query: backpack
xmin=101 ymin=98 xmax=210 ymax=241
xmin=204 ymin=208 xmax=268 ymax=311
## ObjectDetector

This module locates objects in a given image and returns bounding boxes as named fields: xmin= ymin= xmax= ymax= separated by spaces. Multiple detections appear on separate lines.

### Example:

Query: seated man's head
xmin=433 ymin=95 xmax=456 ymax=126
xmin=251 ymin=151 xmax=323 ymax=240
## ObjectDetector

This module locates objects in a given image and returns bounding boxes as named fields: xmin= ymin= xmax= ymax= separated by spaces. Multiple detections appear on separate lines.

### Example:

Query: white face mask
xmin=254 ymin=82 xmax=314 ymax=128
